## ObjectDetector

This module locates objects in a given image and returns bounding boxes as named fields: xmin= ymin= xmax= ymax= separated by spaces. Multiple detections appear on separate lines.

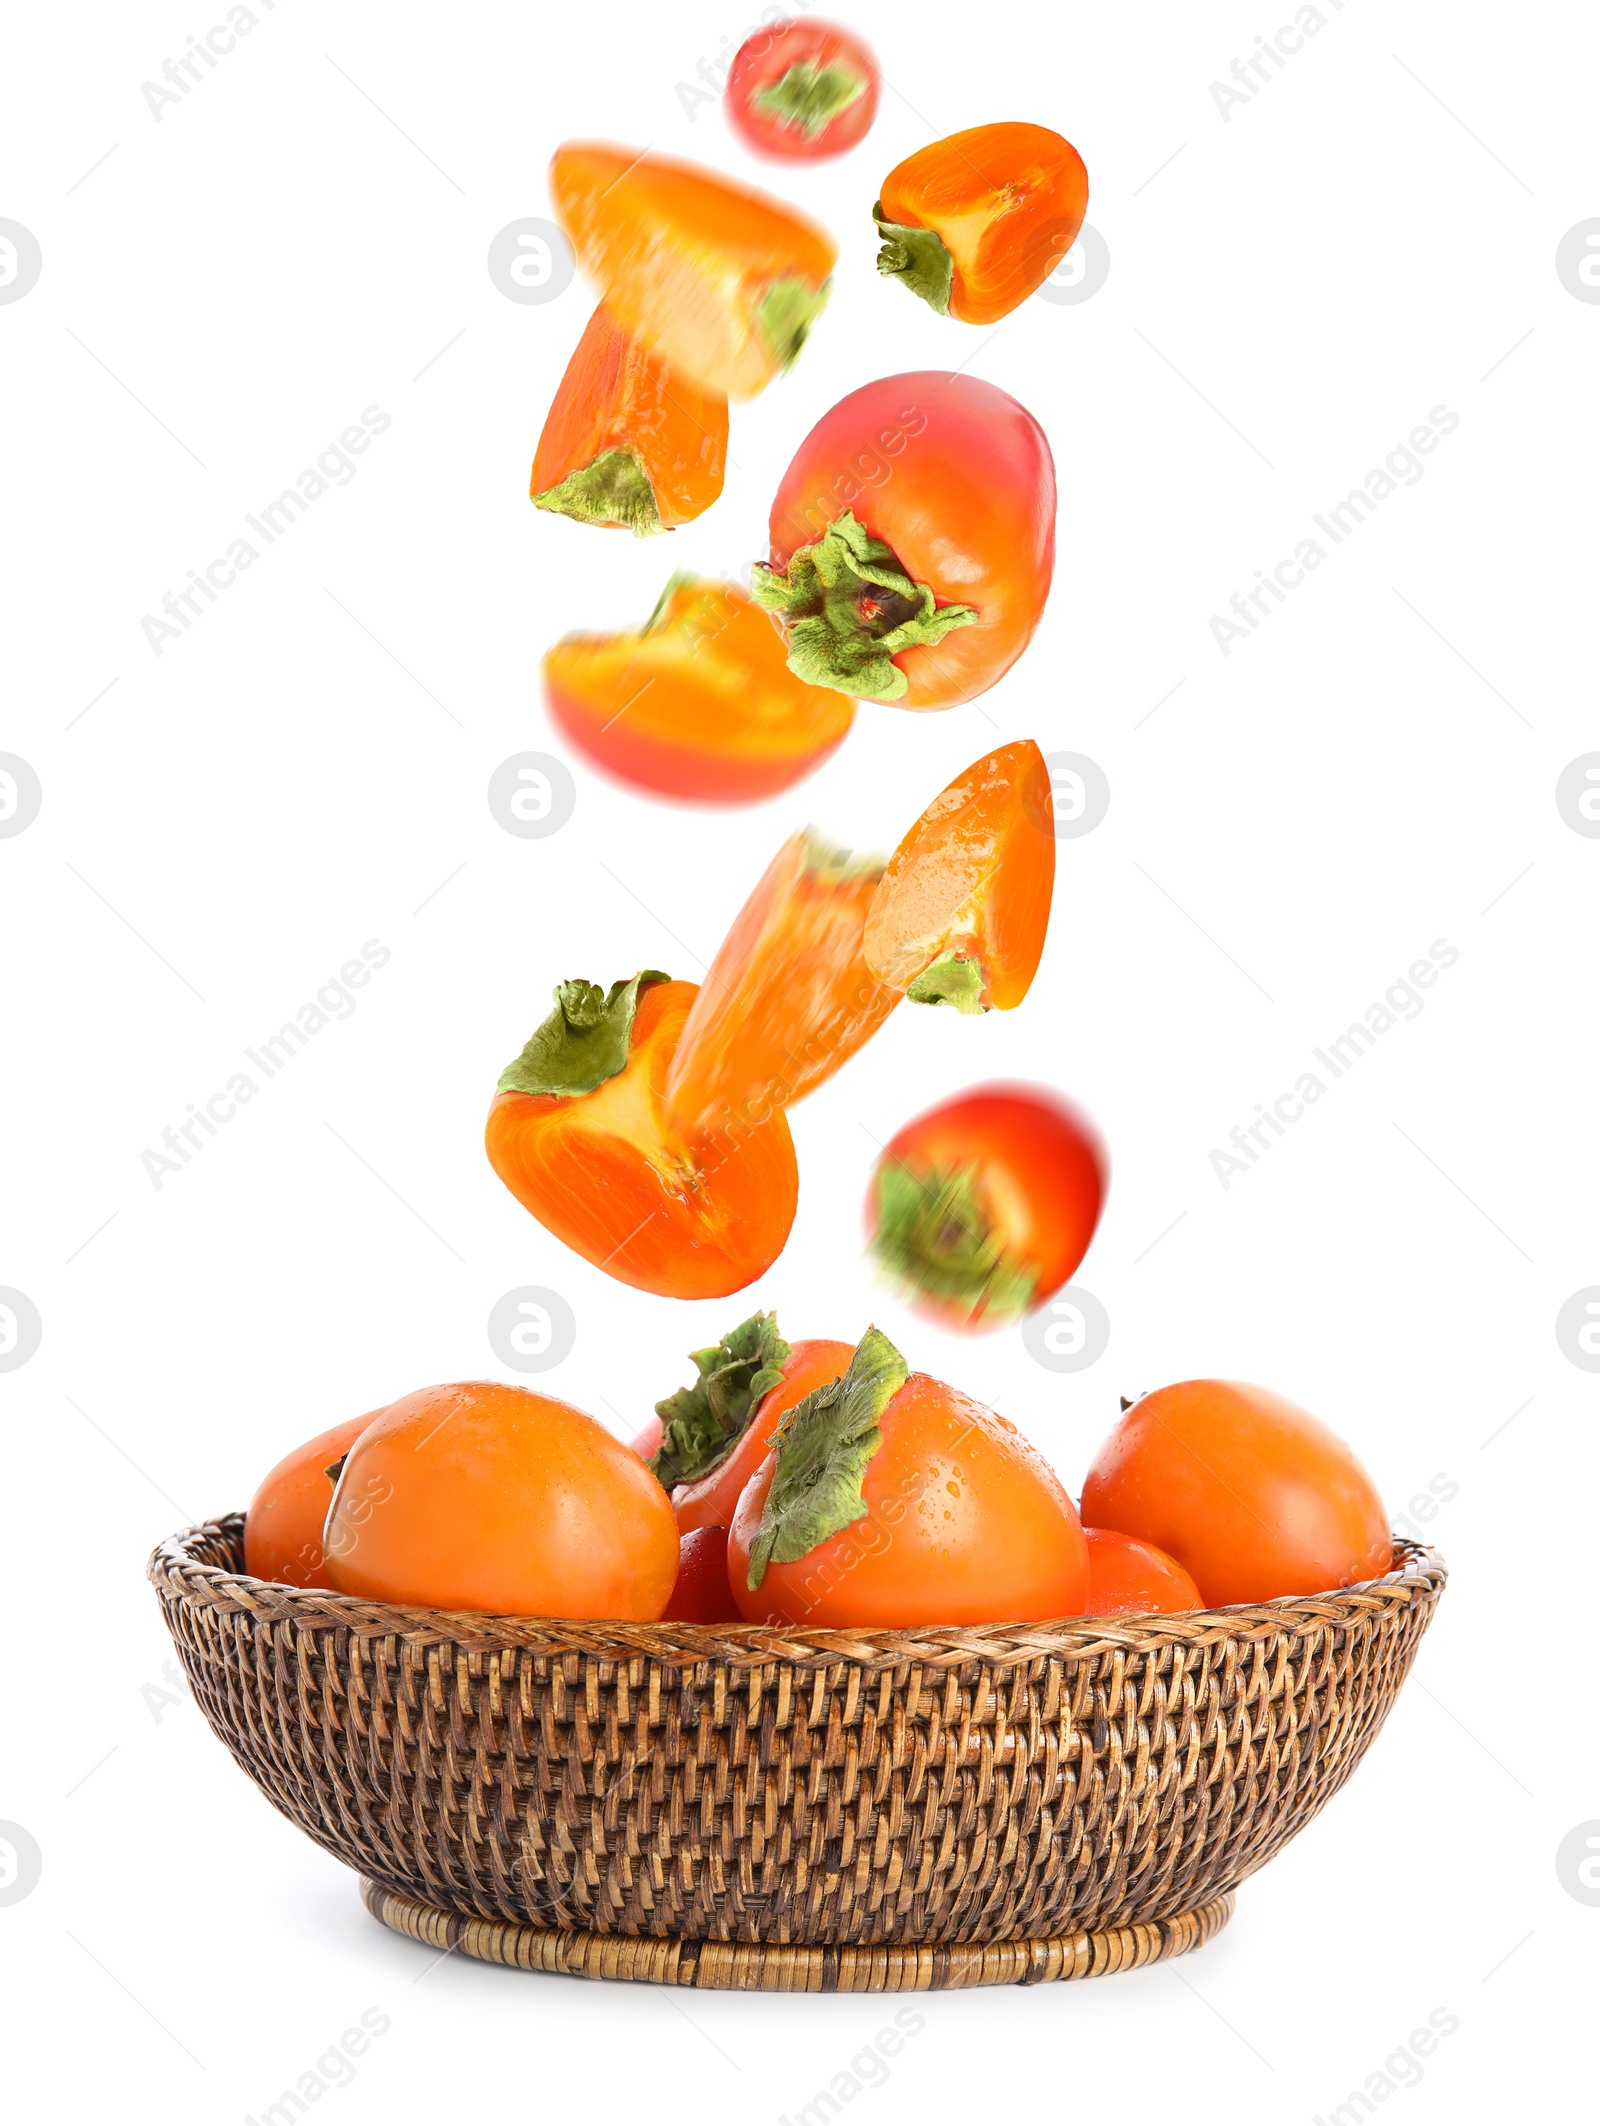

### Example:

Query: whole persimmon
xmin=322 ymin=1380 xmax=680 ymax=1619
xmin=1080 ymin=1380 xmax=1392 ymax=1608
xmin=649 ymin=1313 xmax=855 ymax=1534
xmin=726 ymin=1327 xmax=1088 ymax=1627
xmin=243 ymin=1409 xmax=388 ymax=1588
xmin=1083 ymin=1527 xmax=1200 ymax=1617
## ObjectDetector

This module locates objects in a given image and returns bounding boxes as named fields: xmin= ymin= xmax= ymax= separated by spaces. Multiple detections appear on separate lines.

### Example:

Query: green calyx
xmin=745 ymin=1325 xmax=907 ymax=1589
xmin=497 ymin=971 xmax=670 ymax=1098
xmin=749 ymin=508 xmax=976 ymax=703
xmin=872 ymin=202 xmax=954 ymax=319
xmin=753 ymin=60 xmax=867 ymax=139
xmin=905 ymin=951 xmax=987 ymax=1013
xmin=869 ymin=1161 xmax=1036 ymax=1324
xmin=532 ymin=447 xmax=663 ymax=537
xmin=759 ymin=275 xmax=831 ymax=372
xmin=649 ymin=1311 xmax=792 ymax=1490
xmin=324 ymin=1455 xmax=348 ymax=1486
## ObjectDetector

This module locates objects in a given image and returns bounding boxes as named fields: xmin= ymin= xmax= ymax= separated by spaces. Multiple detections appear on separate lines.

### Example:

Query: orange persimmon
xmin=1081 ymin=1381 xmax=1393 ymax=1607
xmin=864 ymin=740 xmax=1055 ymax=1012
xmin=243 ymin=1408 xmax=387 ymax=1588
xmin=726 ymin=1327 xmax=1089 ymax=1627
xmin=875 ymin=122 xmax=1089 ymax=325
xmin=542 ymin=576 xmax=854 ymax=804
xmin=1083 ymin=1528 xmax=1201 ymax=1617
xmin=664 ymin=828 xmax=900 ymax=1135
xmin=485 ymin=972 xmax=798 ymax=1299
xmin=531 ymin=303 xmax=727 ymax=535
xmin=322 ymin=1380 xmax=680 ymax=1618
xmin=752 ymin=373 xmax=1055 ymax=710
xmin=550 ymin=142 xmax=836 ymax=400
xmin=649 ymin=1313 xmax=855 ymax=1534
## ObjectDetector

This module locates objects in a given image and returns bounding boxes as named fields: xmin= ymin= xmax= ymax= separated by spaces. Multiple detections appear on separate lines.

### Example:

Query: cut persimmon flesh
xmin=664 ymin=829 xmax=900 ymax=1135
xmin=543 ymin=576 xmax=854 ymax=804
xmin=550 ymin=142 xmax=836 ymax=401
xmin=531 ymin=304 xmax=727 ymax=535
xmin=874 ymin=123 xmax=1088 ymax=326
xmin=864 ymin=740 xmax=1054 ymax=1012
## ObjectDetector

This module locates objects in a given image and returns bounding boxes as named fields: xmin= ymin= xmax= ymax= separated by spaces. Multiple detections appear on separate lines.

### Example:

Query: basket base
xmin=360 ymin=1879 xmax=1234 ymax=1992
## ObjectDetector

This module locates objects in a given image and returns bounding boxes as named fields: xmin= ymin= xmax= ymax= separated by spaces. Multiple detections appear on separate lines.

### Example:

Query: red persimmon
xmin=653 ymin=1317 xmax=856 ymax=1535
xmin=725 ymin=19 xmax=880 ymax=162
xmin=660 ymin=1524 xmax=745 ymax=1622
xmin=867 ymin=1085 xmax=1106 ymax=1330
xmin=752 ymin=372 xmax=1055 ymax=710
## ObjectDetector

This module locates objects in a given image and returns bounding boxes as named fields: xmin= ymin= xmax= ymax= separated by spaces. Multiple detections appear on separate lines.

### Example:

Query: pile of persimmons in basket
xmin=244 ymin=1315 xmax=1394 ymax=1628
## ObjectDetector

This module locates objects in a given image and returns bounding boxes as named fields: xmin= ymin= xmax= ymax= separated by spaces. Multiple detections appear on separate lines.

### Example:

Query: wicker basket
xmin=149 ymin=1517 xmax=1444 ymax=1991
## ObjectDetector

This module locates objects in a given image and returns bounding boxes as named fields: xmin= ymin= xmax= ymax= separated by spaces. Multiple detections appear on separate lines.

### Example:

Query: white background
xmin=2 ymin=1 xmax=1595 ymax=2117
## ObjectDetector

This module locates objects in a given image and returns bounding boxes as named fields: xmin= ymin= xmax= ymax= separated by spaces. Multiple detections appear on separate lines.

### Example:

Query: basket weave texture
xmin=150 ymin=1518 xmax=1443 ymax=1952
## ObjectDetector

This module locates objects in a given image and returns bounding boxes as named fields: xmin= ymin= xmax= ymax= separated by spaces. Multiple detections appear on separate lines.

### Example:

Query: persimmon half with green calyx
xmin=875 ymin=123 xmax=1089 ymax=325
xmin=550 ymin=142 xmax=836 ymax=401
xmin=864 ymin=740 xmax=1054 ymax=1013
xmin=243 ymin=1408 xmax=388 ymax=1588
xmin=751 ymin=371 xmax=1055 ymax=709
xmin=531 ymin=304 xmax=727 ymax=535
xmin=663 ymin=829 xmax=900 ymax=1137
xmin=322 ymin=1380 xmax=680 ymax=1618
xmin=1080 ymin=1380 xmax=1394 ymax=1609
xmin=484 ymin=971 xmax=798 ymax=1299
xmin=543 ymin=576 xmax=854 ymax=805
xmin=1083 ymin=1528 xmax=1201 ymax=1617
xmin=726 ymin=1326 xmax=1089 ymax=1627
xmin=867 ymin=1084 xmax=1106 ymax=1331
xmin=650 ymin=1311 xmax=855 ymax=1534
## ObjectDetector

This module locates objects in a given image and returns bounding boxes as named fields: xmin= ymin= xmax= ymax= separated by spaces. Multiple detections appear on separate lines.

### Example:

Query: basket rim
xmin=149 ymin=1514 xmax=1446 ymax=1669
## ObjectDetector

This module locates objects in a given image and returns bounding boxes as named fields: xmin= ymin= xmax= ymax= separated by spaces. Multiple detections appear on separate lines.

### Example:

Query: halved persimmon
xmin=531 ymin=303 xmax=727 ymax=534
xmin=550 ymin=142 xmax=835 ymax=400
xmin=864 ymin=739 xmax=1054 ymax=1012
xmin=875 ymin=123 xmax=1089 ymax=325
xmin=543 ymin=576 xmax=854 ymax=804
xmin=485 ymin=971 xmax=798 ymax=1298
xmin=664 ymin=828 xmax=900 ymax=1135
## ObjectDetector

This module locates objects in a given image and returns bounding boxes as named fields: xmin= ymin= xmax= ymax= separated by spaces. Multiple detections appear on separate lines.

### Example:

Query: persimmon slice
xmin=542 ymin=576 xmax=854 ymax=804
xmin=874 ymin=122 xmax=1088 ymax=326
xmin=864 ymin=739 xmax=1055 ymax=1012
xmin=550 ymin=142 xmax=836 ymax=400
xmin=664 ymin=828 xmax=900 ymax=1135
xmin=485 ymin=972 xmax=798 ymax=1298
xmin=531 ymin=303 xmax=727 ymax=534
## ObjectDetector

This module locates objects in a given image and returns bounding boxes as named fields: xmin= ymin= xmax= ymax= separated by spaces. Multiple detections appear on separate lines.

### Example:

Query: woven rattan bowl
xmin=149 ymin=1517 xmax=1444 ymax=1991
